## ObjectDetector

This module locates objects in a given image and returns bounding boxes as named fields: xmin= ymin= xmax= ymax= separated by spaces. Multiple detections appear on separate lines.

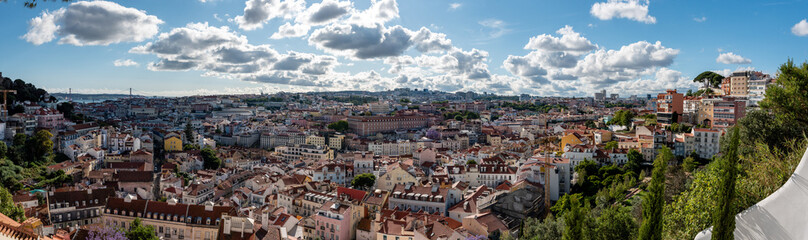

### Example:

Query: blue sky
xmin=0 ymin=0 xmax=806 ymax=97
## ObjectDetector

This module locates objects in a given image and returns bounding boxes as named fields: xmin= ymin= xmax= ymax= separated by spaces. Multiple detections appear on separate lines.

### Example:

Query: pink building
xmin=33 ymin=108 xmax=65 ymax=129
xmin=314 ymin=201 xmax=354 ymax=240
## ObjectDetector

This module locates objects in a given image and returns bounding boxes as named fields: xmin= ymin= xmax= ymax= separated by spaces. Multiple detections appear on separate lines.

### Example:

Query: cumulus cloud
xmin=271 ymin=23 xmax=311 ymax=39
xmin=297 ymin=0 xmax=353 ymax=25
xmin=348 ymin=0 xmax=399 ymax=25
xmin=792 ymin=19 xmax=808 ymax=36
xmin=411 ymin=27 xmax=452 ymax=53
xmin=693 ymin=16 xmax=707 ymax=22
xmin=309 ymin=23 xmax=415 ymax=59
xmin=113 ymin=59 xmax=138 ymax=67
xmin=23 ymin=1 xmax=162 ymax=46
xmin=234 ymin=0 xmax=305 ymax=31
xmin=716 ymin=52 xmax=751 ymax=64
xmin=590 ymin=0 xmax=656 ymax=24
xmin=132 ymin=22 xmax=345 ymax=88
xmin=449 ymin=3 xmax=461 ymax=10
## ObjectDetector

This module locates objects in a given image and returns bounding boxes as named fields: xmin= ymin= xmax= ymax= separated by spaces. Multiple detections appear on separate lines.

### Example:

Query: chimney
xmin=168 ymin=198 xmax=178 ymax=206
xmin=261 ymin=210 xmax=268 ymax=230
xmin=87 ymin=188 xmax=92 ymax=195
xmin=205 ymin=201 xmax=214 ymax=211
xmin=222 ymin=214 xmax=231 ymax=235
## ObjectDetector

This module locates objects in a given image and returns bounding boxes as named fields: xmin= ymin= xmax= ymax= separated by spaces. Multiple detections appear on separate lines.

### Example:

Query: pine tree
xmin=712 ymin=127 xmax=740 ymax=239
xmin=638 ymin=146 xmax=670 ymax=240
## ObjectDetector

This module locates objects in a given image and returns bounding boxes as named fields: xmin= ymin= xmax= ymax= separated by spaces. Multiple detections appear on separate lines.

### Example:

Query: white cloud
xmin=271 ymin=23 xmax=311 ymax=39
xmin=590 ymin=0 xmax=656 ymax=24
xmin=524 ymin=25 xmax=597 ymax=53
xmin=693 ymin=16 xmax=707 ymax=22
xmin=347 ymin=0 xmax=399 ymax=25
xmin=716 ymin=52 xmax=751 ymax=64
xmin=478 ymin=19 xmax=510 ymax=39
xmin=449 ymin=3 xmax=461 ymax=10
xmin=234 ymin=0 xmax=306 ymax=31
xmin=23 ymin=1 xmax=162 ymax=46
xmin=113 ymin=59 xmax=139 ymax=67
xmin=296 ymin=0 xmax=353 ymax=25
xmin=792 ymin=19 xmax=808 ymax=36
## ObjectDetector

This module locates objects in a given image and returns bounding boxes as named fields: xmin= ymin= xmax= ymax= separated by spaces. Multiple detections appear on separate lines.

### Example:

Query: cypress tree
xmin=638 ymin=146 xmax=671 ymax=240
xmin=712 ymin=127 xmax=740 ymax=239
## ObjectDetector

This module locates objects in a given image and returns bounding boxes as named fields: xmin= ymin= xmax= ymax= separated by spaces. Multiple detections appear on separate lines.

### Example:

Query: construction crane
xmin=0 ymin=90 xmax=16 ymax=120
xmin=0 ymin=89 xmax=16 ymax=110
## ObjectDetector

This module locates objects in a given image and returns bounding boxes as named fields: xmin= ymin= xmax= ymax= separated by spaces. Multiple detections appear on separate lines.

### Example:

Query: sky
xmin=0 ymin=0 xmax=806 ymax=97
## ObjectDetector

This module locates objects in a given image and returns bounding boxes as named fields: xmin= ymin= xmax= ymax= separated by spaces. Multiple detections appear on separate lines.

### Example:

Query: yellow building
xmin=165 ymin=136 xmax=183 ymax=152
xmin=560 ymin=133 xmax=583 ymax=152
xmin=376 ymin=163 xmax=418 ymax=191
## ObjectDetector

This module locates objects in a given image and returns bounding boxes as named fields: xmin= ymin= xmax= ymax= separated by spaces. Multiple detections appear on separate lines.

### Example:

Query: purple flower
xmin=86 ymin=225 xmax=127 ymax=240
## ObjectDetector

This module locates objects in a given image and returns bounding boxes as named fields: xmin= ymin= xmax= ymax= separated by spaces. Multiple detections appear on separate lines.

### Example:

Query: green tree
xmin=595 ymin=205 xmax=637 ymax=240
xmin=32 ymin=130 xmax=54 ymax=161
xmin=466 ymin=159 xmax=477 ymax=165
xmin=608 ymin=110 xmax=636 ymax=127
xmin=184 ymin=122 xmax=194 ymax=145
xmin=562 ymin=194 xmax=591 ymax=240
xmin=604 ymin=141 xmax=618 ymax=150
xmin=521 ymin=216 xmax=563 ymax=240
xmin=0 ymin=186 xmax=25 ymax=222
xmin=683 ymin=157 xmax=696 ymax=172
xmin=712 ymin=128 xmax=739 ymax=240
xmin=693 ymin=71 xmax=725 ymax=88
xmin=625 ymin=149 xmax=643 ymax=176
xmin=351 ymin=173 xmax=376 ymax=190
xmin=327 ymin=120 xmax=350 ymax=132
xmin=0 ymin=141 xmax=7 ymax=159
xmin=760 ymin=59 xmax=808 ymax=126
xmin=638 ymin=146 xmax=670 ymax=240
xmin=57 ymin=102 xmax=74 ymax=119
xmin=126 ymin=218 xmax=158 ymax=240
xmin=201 ymin=147 xmax=221 ymax=170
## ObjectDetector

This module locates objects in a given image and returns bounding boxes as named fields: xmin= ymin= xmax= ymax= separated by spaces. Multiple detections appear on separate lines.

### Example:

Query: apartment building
xmin=347 ymin=115 xmax=430 ymax=136
xmin=656 ymin=89 xmax=684 ymax=125
xmin=693 ymin=128 xmax=720 ymax=159
xmin=103 ymin=196 xmax=235 ymax=240
xmin=387 ymin=183 xmax=462 ymax=217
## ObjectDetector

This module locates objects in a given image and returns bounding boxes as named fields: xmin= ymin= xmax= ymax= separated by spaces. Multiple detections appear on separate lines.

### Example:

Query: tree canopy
xmin=693 ymin=71 xmax=725 ymax=88
xmin=0 ymin=186 xmax=25 ymax=222
xmin=327 ymin=120 xmax=350 ymax=132
xmin=351 ymin=173 xmax=376 ymax=190
xmin=126 ymin=218 xmax=159 ymax=240
xmin=201 ymin=147 xmax=221 ymax=170
xmin=608 ymin=110 xmax=635 ymax=127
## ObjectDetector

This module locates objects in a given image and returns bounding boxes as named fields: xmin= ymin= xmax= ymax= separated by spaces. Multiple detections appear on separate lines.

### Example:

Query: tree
xmin=638 ymin=146 xmax=670 ymax=240
xmin=351 ymin=173 xmax=376 ymax=190
xmin=604 ymin=141 xmax=618 ymax=150
xmin=32 ymin=130 xmax=54 ymax=161
xmin=400 ymin=98 xmax=411 ymax=103
xmin=126 ymin=218 xmax=158 ymax=240
xmin=522 ymin=216 xmax=563 ymax=240
xmin=0 ymin=186 xmax=25 ymax=222
xmin=595 ymin=205 xmax=637 ymax=240
xmin=201 ymin=147 xmax=221 ymax=170
xmin=327 ymin=120 xmax=350 ymax=132
xmin=0 ymin=141 xmax=7 ymax=159
xmin=57 ymin=102 xmax=74 ymax=119
xmin=693 ymin=71 xmax=725 ymax=88
xmin=712 ymin=127 xmax=739 ymax=240
xmin=760 ymin=59 xmax=808 ymax=126
xmin=608 ymin=110 xmax=635 ymax=127
xmin=466 ymin=159 xmax=477 ymax=165
xmin=562 ymin=194 xmax=591 ymax=240
xmin=683 ymin=157 xmax=696 ymax=172
xmin=184 ymin=122 xmax=194 ymax=145
xmin=625 ymin=149 xmax=643 ymax=176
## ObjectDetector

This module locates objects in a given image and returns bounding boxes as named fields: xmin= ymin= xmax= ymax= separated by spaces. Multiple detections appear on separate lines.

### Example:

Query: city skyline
xmin=0 ymin=0 xmax=807 ymax=97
